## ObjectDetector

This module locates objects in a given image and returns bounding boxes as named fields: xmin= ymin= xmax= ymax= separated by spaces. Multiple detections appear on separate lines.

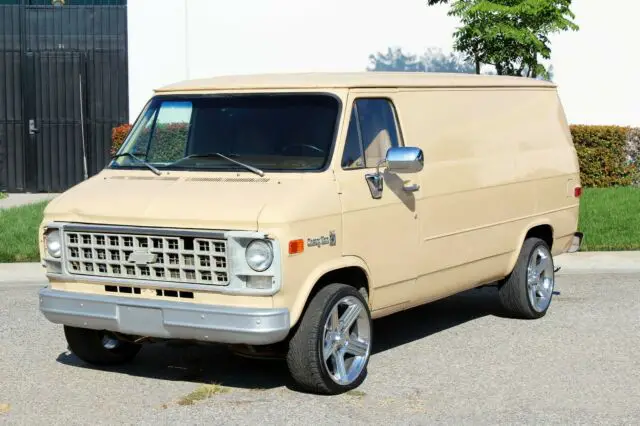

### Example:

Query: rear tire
xmin=499 ymin=237 xmax=555 ymax=319
xmin=286 ymin=283 xmax=372 ymax=395
xmin=64 ymin=326 xmax=141 ymax=366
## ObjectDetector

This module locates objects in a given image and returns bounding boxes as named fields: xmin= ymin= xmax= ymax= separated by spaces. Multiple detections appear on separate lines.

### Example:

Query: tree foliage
xmin=430 ymin=0 xmax=578 ymax=78
xmin=367 ymin=46 xmax=477 ymax=73
xmin=421 ymin=47 xmax=476 ymax=73
xmin=367 ymin=47 xmax=426 ymax=72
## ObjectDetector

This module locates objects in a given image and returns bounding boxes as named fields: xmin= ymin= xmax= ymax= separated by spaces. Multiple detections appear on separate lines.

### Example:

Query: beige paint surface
xmin=41 ymin=72 xmax=580 ymax=328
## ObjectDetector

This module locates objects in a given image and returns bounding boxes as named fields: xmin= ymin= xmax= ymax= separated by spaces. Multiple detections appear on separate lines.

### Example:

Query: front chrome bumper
xmin=39 ymin=288 xmax=290 ymax=345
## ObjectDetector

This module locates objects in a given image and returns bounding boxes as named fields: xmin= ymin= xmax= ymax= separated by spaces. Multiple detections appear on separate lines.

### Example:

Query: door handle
xmin=29 ymin=119 xmax=39 ymax=135
xmin=403 ymin=183 xmax=420 ymax=192
xmin=365 ymin=173 xmax=384 ymax=199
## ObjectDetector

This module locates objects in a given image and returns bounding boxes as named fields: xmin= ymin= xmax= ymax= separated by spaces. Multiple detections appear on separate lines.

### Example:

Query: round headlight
xmin=245 ymin=240 xmax=273 ymax=272
xmin=46 ymin=230 xmax=62 ymax=258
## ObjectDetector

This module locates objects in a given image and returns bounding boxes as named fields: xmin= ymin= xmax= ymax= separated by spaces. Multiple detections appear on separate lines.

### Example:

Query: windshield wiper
xmin=179 ymin=152 xmax=265 ymax=177
xmin=111 ymin=152 xmax=162 ymax=176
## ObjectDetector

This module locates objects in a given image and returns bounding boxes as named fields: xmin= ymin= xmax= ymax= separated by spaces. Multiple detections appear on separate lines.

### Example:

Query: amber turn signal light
xmin=289 ymin=239 xmax=304 ymax=255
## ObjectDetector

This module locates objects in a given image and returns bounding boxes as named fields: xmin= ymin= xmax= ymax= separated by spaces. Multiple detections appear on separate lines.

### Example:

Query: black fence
xmin=0 ymin=1 xmax=128 ymax=193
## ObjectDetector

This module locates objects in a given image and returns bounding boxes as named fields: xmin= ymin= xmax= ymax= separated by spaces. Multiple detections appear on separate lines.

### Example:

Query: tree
xmin=421 ymin=47 xmax=476 ymax=73
xmin=367 ymin=47 xmax=425 ymax=72
xmin=428 ymin=0 xmax=578 ymax=78
xmin=367 ymin=47 xmax=477 ymax=73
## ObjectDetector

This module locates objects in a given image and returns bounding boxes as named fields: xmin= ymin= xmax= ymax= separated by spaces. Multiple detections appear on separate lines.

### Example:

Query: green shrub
xmin=147 ymin=123 xmax=189 ymax=162
xmin=110 ymin=123 xmax=132 ymax=156
xmin=110 ymin=122 xmax=188 ymax=163
xmin=627 ymin=127 xmax=640 ymax=165
xmin=570 ymin=125 xmax=639 ymax=187
xmin=109 ymin=121 xmax=640 ymax=186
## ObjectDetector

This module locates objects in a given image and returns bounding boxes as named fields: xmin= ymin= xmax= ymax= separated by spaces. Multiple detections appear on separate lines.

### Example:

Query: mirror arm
xmin=375 ymin=158 xmax=387 ymax=177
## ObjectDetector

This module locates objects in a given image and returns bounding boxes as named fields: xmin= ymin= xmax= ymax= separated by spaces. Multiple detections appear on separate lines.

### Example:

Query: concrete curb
xmin=554 ymin=251 xmax=640 ymax=275
xmin=0 ymin=252 xmax=639 ymax=283
xmin=0 ymin=193 xmax=59 ymax=210
xmin=0 ymin=263 xmax=46 ymax=283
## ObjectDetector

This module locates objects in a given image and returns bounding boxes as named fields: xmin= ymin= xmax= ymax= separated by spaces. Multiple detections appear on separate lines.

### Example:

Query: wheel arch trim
xmin=288 ymin=256 xmax=373 ymax=327
xmin=505 ymin=220 xmax=555 ymax=276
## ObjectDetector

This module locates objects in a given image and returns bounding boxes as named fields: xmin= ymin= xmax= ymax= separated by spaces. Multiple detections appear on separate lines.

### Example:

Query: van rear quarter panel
xmin=393 ymin=87 xmax=579 ymax=305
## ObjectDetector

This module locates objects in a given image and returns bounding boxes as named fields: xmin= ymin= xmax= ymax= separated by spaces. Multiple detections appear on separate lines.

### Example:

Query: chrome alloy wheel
xmin=527 ymin=245 xmax=555 ymax=312
xmin=322 ymin=295 xmax=371 ymax=386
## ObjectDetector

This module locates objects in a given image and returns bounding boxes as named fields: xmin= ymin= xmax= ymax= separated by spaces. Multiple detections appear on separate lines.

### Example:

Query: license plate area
xmin=117 ymin=305 xmax=164 ymax=336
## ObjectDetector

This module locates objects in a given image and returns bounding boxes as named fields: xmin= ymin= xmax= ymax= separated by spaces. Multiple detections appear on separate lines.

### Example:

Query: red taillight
xmin=574 ymin=186 xmax=582 ymax=197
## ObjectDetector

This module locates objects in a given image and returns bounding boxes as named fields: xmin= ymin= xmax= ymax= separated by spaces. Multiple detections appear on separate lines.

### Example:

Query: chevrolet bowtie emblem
xmin=127 ymin=250 xmax=157 ymax=265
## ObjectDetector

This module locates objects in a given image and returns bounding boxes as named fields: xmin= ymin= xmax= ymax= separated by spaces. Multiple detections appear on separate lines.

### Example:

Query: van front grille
xmin=63 ymin=230 xmax=229 ymax=285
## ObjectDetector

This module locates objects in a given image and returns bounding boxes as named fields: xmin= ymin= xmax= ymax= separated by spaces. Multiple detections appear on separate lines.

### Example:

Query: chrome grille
xmin=63 ymin=230 xmax=229 ymax=285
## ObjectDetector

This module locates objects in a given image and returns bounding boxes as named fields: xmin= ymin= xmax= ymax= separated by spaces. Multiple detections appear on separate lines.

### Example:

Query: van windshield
xmin=109 ymin=93 xmax=341 ymax=173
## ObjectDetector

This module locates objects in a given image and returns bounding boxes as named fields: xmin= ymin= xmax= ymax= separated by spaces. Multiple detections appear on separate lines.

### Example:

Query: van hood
xmin=43 ymin=171 xmax=338 ymax=232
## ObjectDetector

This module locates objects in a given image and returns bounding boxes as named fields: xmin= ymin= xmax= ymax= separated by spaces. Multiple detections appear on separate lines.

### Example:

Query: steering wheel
xmin=281 ymin=144 xmax=325 ymax=155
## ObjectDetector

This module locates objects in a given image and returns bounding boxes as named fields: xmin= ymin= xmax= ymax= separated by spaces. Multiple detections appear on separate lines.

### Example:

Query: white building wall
xmin=127 ymin=0 xmax=640 ymax=127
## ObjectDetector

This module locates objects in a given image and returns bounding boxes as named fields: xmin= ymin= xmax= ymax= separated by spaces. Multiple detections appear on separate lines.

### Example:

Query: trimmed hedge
xmin=110 ymin=122 xmax=188 ymax=162
xmin=111 ymin=123 xmax=131 ymax=155
xmin=628 ymin=127 xmax=640 ymax=165
xmin=109 ymin=122 xmax=640 ymax=187
xmin=146 ymin=123 xmax=189 ymax=162
xmin=570 ymin=125 xmax=639 ymax=187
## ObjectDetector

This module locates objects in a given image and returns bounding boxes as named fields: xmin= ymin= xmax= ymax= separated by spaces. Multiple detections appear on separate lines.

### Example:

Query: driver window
xmin=341 ymin=98 xmax=401 ymax=169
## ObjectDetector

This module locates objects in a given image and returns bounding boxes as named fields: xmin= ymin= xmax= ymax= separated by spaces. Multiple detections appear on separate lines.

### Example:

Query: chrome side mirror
xmin=364 ymin=146 xmax=424 ymax=199
xmin=385 ymin=146 xmax=424 ymax=174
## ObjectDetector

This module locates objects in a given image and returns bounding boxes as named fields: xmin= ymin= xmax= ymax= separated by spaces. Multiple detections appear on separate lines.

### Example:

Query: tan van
xmin=38 ymin=72 xmax=583 ymax=394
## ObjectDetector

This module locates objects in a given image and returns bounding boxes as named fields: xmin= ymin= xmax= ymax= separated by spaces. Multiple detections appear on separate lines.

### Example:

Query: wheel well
xmin=525 ymin=224 xmax=554 ymax=250
xmin=286 ymin=266 xmax=370 ymax=338
xmin=312 ymin=267 xmax=369 ymax=299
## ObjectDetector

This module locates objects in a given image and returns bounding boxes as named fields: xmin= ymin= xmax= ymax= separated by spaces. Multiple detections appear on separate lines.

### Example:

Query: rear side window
xmin=341 ymin=98 xmax=402 ymax=169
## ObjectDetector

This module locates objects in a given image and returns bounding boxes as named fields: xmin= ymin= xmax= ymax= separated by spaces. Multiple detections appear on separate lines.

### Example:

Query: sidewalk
xmin=0 ymin=193 xmax=59 ymax=210
xmin=1 ymin=252 xmax=639 ymax=283
xmin=0 ymin=263 xmax=46 ymax=282
xmin=554 ymin=251 xmax=640 ymax=275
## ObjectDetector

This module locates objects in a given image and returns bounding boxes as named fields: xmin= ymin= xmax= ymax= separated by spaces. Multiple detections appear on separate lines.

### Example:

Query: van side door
xmin=334 ymin=92 xmax=421 ymax=312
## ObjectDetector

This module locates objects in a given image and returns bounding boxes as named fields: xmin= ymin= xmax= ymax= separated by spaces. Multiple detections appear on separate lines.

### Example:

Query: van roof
xmin=155 ymin=72 xmax=556 ymax=93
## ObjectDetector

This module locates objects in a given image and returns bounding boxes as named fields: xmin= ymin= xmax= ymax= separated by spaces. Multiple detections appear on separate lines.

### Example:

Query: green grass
xmin=0 ymin=187 xmax=637 ymax=262
xmin=0 ymin=193 xmax=7 ymax=200
xmin=0 ymin=201 xmax=48 ymax=262
xmin=578 ymin=186 xmax=640 ymax=251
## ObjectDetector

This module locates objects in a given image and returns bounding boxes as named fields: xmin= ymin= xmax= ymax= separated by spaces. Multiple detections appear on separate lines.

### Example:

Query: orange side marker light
xmin=289 ymin=239 xmax=304 ymax=255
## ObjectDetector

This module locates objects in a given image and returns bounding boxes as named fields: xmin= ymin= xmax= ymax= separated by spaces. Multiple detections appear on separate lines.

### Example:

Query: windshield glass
xmin=109 ymin=93 xmax=341 ymax=172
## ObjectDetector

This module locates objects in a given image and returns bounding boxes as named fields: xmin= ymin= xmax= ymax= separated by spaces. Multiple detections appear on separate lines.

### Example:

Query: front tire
xmin=499 ymin=237 xmax=556 ymax=319
xmin=286 ymin=283 xmax=372 ymax=395
xmin=64 ymin=326 xmax=141 ymax=366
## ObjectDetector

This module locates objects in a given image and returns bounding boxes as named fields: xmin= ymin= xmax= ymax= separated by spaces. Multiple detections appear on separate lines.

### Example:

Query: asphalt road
xmin=1 ymin=273 xmax=639 ymax=425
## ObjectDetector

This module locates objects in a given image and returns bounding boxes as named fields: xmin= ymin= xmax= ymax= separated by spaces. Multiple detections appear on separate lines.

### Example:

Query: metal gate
xmin=0 ymin=1 xmax=128 ymax=193
xmin=24 ymin=51 xmax=87 ymax=191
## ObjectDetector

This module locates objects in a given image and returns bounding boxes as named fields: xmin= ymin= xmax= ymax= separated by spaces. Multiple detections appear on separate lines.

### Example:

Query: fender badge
xmin=308 ymin=230 xmax=337 ymax=248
